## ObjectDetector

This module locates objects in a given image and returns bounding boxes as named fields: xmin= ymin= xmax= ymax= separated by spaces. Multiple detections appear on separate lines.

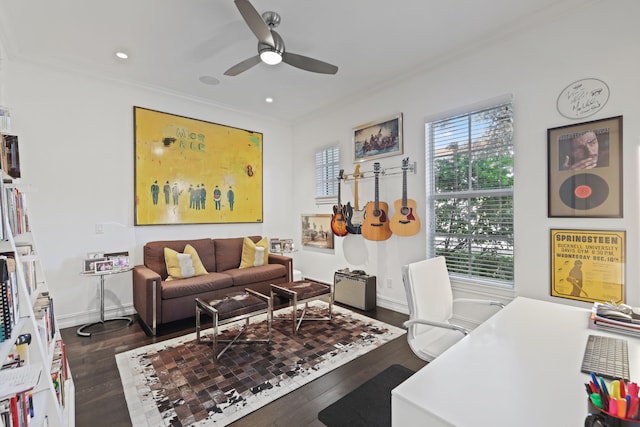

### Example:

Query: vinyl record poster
xmin=550 ymin=229 xmax=625 ymax=304
xmin=547 ymin=116 xmax=622 ymax=217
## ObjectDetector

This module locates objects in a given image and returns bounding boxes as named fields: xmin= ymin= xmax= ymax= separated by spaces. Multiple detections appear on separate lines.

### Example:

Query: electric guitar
xmin=330 ymin=169 xmax=348 ymax=237
xmin=345 ymin=165 xmax=365 ymax=234
xmin=390 ymin=157 xmax=421 ymax=236
xmin=362 ymin=162 xmax=392 ymax=241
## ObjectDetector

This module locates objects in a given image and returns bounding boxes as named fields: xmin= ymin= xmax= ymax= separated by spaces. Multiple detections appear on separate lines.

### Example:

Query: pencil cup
xmin=587 ymin=399 xmax=640 ymax=427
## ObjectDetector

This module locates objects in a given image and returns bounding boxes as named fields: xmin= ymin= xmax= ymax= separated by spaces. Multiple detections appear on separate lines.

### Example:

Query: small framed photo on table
xmin=94 ymin=259 xmax=114 ymax=272
xmin=87 ymin=251 xmax=104 ymax=259
xmin=83 ymin=257 xmax=106 ymax=273
xmin=105 ymin=251 xmax=130 ymax=270
xmin=270 ymin=238 xmax=282 ymax=253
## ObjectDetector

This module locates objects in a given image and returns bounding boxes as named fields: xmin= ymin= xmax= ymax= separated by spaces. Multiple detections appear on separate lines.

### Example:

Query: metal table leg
xmin=77 ymin=273 xmax=133 ymax=337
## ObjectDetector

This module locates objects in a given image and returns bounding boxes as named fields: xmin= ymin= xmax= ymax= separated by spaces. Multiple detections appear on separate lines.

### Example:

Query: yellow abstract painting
xmin=134 ymin=107 xmax=263 ymax=225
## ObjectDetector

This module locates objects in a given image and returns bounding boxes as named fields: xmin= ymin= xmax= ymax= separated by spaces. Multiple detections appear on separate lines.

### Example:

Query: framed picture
xmin=83 ymin=257 xmax=106 ymax=273
xmin=353 ymin=113 xmax=403 ymax=162
xmin=550 ymin=229 xmax=625 ymax=304
xmin=301 ymin=214 xmax=334 ymax=249
xmin=86 ymin=251 xmax=104 ymax=259
xmin=270 ymin=238 xmax=281 ymax=253
xmin=282 ymin=239 xmax=294 ymax=252
xmin=104 ymin=251 xmax=130 ymax=270
xmin=547 ymin=116 xmax=622 ymax=218
xmin=94 ymin=259 xmax=114 ymax=273
xmin=134 ymin=106 xmax=263 ymax=225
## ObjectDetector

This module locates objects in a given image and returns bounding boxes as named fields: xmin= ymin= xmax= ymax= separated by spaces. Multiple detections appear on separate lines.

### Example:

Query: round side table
xmin=77 ymin=267 xmax=134 ymax=337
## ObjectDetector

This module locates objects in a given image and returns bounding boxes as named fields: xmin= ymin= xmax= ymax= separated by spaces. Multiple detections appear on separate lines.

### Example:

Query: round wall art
xmin=556 ymin=78 xmax=609 ymax=119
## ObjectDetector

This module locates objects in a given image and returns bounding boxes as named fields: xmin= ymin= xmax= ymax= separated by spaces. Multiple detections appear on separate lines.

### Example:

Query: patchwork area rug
xmin=116 ymin=301 xmax=405 ymax=426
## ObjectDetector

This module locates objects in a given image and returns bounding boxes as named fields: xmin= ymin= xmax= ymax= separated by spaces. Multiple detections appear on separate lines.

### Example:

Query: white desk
xmin=392 ymin=296 xmax=640 ymax=427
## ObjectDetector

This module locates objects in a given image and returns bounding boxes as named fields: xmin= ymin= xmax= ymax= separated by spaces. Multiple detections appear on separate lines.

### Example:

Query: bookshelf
xmin=0 ymin=147 xmax=74 ymax=425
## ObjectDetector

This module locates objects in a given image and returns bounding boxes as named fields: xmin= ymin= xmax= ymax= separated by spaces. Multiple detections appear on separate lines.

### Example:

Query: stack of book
xmin=591 ymin=302 xmax=640 ymax=337
xmin=0 ymin=365 xmax=41 ymax=427
xmin=50 ymin=339 xmax=68 ymax=407
xmin=0 ymin=257 xmax=19 ymax=342
xmin=1 ymin=134 xmax=20 ymax=179
xmin=33 ymin=292 xmax=55 ymax=347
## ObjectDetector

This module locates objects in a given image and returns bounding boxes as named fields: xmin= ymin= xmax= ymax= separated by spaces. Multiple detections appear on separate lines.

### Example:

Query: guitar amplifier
xmin=334 ymin=271 xmax=376 ymax=311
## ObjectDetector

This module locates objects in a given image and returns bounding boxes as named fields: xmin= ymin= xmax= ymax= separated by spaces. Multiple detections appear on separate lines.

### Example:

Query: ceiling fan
xmin=224 ymin=0 xmax=338 ymax=76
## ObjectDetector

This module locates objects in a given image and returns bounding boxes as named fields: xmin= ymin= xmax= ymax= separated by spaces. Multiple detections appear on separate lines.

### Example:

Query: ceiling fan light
xmin=260 ymin=50 xmax=282 ymax=65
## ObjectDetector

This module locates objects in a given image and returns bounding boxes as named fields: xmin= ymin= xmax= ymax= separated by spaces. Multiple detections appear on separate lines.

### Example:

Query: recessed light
xmin=199 ymin=76 xmax=220 ymax=86
xmin=265 ymin=97 xmax=274 ymax=103
xmin=115 ymin=51 xmax=129 ymax=60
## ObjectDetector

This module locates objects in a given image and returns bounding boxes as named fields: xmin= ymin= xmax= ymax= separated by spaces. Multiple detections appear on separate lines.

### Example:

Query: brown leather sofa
xmin=133 ymin=236 xmax=292 ymax=335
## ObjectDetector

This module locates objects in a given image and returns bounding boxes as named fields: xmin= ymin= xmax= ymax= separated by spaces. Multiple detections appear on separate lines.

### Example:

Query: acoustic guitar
xmin=345 ymin=165 xmax=365 ymax=234
xmin=390 ymin=157 xmax=421 ymax=236
xmin=362 ymin=162 xmax=392 ymax=241
xmin=330 ymin=169 xmax=348 ymax=237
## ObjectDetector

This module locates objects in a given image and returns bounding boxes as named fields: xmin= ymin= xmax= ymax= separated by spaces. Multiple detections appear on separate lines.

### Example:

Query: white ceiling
xmin=0 ymin=0 xmax=585 ymax=123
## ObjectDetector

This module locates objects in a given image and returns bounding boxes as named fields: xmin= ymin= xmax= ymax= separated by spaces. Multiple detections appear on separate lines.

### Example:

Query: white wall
xmin=291 ymin=0 xmax=640 ymax=315
xmin=2 ymin=0 xmax=639 ymax=328
xmin=2 ymin=61 xmax=294 ymax=327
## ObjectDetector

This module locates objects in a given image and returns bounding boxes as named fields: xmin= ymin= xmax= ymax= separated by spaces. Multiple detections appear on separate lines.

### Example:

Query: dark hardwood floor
xmin=60 ymin=304 xmax=426 ymax=427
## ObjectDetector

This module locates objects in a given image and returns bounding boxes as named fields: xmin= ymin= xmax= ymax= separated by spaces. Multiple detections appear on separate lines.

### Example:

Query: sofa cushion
xmin=239 ymin=237 xmax=268 ymax=269
xmin=161 ymin=272 xmax=233 ymax=300
xmin=145 ymin=238 xmax=216 ymax=279
xmin=165 ymin=249 xmax=195 ymax=280
xmin=215 ymin=236 xmax=262 ymax=272
xmin=164 ymin=244 xmax=208 ymax=281
xmin=224 ymin=264 xmax=287 ymax=287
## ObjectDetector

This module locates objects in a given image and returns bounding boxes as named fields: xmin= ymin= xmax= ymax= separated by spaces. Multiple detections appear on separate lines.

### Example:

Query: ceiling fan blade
xmin=282 ymin=52 xmax=338 ymax=74
xmin=234 ymin=0 xmax=275 ymax=46
xmin=224 ymin=55 xmax=261 ymax=76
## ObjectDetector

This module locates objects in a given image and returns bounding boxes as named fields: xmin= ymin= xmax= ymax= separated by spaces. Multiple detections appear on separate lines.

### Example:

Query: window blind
xmin=315 ymin=145 xmax=340 ymax=202
xmin=426 ymin=102 xmax=514 ymax=285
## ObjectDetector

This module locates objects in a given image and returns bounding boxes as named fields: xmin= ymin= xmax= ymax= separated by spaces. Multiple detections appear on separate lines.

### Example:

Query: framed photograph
xmin=87 ymin=251 xmax=104 ymax=259
xmin=270 ymin=238 xmax=281 ymax=253
xmin=94 ymin=259 xmax=114 ymax=273
xmin=550 ymin=229 xmax=625 ymax=304
xmin=353 ymin=113 xmax=403 ymax=162
xmin=301 ymin=214 xmax=334 ymax=249
xmin=282 ymin=239 xmax=294 ymax=252
xmin=547 ymin=116 xmax=622 ymax=218
xmin=134 ymin=106 xmax=263 ymax=225
xmin=83 ymin=257 xmax=106 ymax=273
xmin=104 ymin=251 xmax=130 ymax=270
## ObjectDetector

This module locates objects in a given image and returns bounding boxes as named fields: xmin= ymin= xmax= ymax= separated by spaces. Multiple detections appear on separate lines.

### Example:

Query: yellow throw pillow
xmin=184 ymin=244 xmax=208 ymax=276
xmin=239 ymin=237 xmax=268 ymax=269
xmin=164 ymin=244 xmax=208 ymax=281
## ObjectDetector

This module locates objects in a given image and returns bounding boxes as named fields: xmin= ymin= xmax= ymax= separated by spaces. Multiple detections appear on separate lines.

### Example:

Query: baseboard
xmin=375 ymin=295 xmax=409 ymax=315
xmin=56 ymin=303 xmax=136 ymax=329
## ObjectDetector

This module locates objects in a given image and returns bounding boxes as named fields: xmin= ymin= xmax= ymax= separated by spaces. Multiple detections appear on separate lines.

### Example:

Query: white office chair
xmin=402 ymin=256 xmax=504 ymax=362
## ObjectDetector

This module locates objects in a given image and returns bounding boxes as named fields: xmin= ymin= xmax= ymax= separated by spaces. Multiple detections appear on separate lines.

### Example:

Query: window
xmin=315 ymin=145 xmax=340 ymax=203
xmin=426 ymin=101 xmax=514 ymax=285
